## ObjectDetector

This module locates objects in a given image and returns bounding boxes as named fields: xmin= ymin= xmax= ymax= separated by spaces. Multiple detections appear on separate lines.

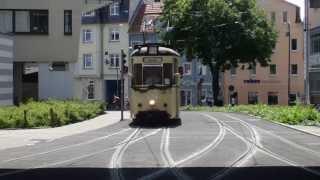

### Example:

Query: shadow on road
xmin=0 ymin=166 xmax=319 ymax=180
xmin=129 ymin=118 xmax=181 ymax=129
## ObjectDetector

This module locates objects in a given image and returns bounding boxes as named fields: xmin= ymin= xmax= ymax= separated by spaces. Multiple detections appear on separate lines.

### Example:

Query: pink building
xmin=223 ymin=0 xmax=305 ymax=105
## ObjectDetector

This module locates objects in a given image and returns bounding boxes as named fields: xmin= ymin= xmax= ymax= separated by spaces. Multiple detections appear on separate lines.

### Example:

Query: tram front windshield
xmin=133 ymin=63 xmax=173 ymax=87
xmin=143 ymin=66 xmax=163 ymax=85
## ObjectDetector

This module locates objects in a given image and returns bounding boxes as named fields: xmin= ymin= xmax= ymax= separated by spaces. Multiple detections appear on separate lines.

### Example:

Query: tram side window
xmin=164 ymin=63 xmax=173 ymax=85
xmin=133 ymin=64 xmax=143 ymax=86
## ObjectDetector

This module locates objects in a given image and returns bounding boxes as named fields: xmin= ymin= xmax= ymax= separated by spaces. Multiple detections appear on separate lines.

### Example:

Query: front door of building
xmin=105 ymin=80 xmax=121 ymax=105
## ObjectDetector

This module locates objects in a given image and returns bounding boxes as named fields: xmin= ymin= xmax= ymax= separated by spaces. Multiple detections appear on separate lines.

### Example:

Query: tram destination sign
xmin=143 ymin=57 xmax=163 ymax=64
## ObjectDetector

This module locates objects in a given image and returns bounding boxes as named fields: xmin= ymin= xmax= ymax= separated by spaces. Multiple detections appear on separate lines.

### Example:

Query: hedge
xmin=183 ymin=104 xmax=320 ymax=126
xmin=0 ymin=100 xmax=105 ymax=129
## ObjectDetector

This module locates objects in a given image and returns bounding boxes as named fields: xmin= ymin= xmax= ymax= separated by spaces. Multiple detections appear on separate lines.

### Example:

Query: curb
xmin=245 ymin=113 xmax=320 ymax=138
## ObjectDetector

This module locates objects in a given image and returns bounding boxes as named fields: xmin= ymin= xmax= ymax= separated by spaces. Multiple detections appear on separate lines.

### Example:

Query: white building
xmin=74 ymin=1 xmax=130 ymax=105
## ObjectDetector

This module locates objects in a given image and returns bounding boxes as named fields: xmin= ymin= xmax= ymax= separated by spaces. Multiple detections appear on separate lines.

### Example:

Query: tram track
xmin=0 ymin=128 xmax=162 ymax=178
xmin=139 ymin=114 xmax=226 ymax=180
xmin=0 ymin=128 xmax=132 ymax=164
xmin=205 ymin=113 xmax=320 ymax=180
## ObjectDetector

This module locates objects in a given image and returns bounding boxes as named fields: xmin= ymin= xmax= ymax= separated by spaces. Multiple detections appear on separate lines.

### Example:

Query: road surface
xmin=0 ymin=112 xmax=320 ymax=180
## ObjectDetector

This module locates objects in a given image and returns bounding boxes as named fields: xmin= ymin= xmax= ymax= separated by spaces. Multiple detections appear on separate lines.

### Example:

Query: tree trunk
xmin=209 ymin=63 xmax=220 ymax=106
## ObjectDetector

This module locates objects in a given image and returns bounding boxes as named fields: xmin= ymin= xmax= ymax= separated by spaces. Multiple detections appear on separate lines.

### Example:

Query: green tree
xmin=161 ymin=0 xmax=277 ymax=105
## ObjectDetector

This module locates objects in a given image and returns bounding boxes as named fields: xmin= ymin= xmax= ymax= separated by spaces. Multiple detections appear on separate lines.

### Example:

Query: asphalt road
xmin=0 ymin=112 xmax=320 ymax=180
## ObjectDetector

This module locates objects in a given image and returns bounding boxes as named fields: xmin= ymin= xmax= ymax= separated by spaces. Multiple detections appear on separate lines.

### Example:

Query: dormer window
xmin=110 ymin=2 xmax=120 ymax=16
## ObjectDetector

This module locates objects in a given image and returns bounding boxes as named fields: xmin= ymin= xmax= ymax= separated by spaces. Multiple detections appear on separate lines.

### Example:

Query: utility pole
xmin=305 ymin=0 xmax=311 ymax=104
xmin=120 ymin=49 xmax=127 ymax=121
xmin=288 ymin=22 xmax=291 ymax=105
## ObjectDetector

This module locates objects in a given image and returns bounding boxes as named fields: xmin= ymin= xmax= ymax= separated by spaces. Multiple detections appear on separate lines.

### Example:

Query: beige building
xmin=0 ymin=0 xmax=111 ymax=103
xmin=223 ymin=0 xmax=305 ymax=105
xmin=74 ymin=1 xmax=130 ymax=105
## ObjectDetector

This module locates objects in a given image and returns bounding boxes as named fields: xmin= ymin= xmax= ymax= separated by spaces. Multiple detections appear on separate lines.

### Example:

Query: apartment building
xmin=74 ymin=0 xmax=130 ymax=104
xmin=309 ymin=0 xmax=320 ymax=104
xmin=0 ymin=33 xmax=13 ymax=106
xmin=223 ymin=0 xmax=305 ymax=105
xmin=0 ymin=0 xmax=84 ymax=103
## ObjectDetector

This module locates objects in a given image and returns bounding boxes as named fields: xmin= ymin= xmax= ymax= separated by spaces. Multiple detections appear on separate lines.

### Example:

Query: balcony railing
xmin=310 ymin=53 xmax=320 ymax=68
xmin=83 ymin=0 xmax=113 ymax=12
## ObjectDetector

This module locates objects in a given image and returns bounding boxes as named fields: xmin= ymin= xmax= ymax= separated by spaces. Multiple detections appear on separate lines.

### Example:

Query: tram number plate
xmin=143 ymin=57 xmax=163 ymax=64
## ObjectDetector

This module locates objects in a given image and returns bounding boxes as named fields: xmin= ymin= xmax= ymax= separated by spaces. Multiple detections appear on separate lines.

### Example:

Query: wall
xmin=0 ymin=33 xmax=13 ymax=105
xmin=38 ymin=63 xmax=74 ymax=100
xmin=0 ymin=0 xmax=83 ymax=63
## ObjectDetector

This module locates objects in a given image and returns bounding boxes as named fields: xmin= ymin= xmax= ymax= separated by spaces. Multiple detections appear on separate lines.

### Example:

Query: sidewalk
xmin=283 ymin=124 xmax=320 ymax=137
xmin=0 ymin=111 xmax=130 ymax=150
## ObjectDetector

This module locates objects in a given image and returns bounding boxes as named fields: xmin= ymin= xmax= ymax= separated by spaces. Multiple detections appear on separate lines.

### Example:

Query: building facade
xmin=0 ymin=0 xmax=86 ymax=102
xmin=74 ymin=0 xmax=130 ymax=105
xmin=0 ymin=33 xmax=14 ymax=106
xmin=309 ymin=0 xmax=320 ymax=104
xmin=223 ymin=0 xmax=305 ymax=105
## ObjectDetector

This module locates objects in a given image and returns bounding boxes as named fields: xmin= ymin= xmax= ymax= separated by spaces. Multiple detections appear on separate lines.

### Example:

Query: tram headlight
xmin=149 ymin=100 xmax=156 ymax=106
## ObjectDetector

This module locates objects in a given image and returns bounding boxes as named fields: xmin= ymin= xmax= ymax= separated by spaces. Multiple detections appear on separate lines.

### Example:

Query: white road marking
xmin=0 ymin=128 xmax=131 ymax=164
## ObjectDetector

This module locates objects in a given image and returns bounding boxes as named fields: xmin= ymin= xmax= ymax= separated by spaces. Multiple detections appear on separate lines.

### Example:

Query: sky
xmin=286 ymin=0 xmax=305 ymax=18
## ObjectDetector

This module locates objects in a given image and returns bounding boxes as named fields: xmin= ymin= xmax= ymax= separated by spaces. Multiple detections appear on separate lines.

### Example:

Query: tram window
xmin=164 ymin=63 xmax=173 ymax=85
xmin=133 ymin=64 xmax=143 ymax=85
xmin=143 ymin=66 xmax=163 ymax=85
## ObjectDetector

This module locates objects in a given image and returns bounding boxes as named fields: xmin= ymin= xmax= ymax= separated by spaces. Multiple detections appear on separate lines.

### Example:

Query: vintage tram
xmin=129 ymin=44 xmax=181 ymax=122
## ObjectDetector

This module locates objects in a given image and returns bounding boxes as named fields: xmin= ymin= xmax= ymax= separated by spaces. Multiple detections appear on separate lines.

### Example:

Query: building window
xmin=248 ymin=92 xmax=258 ymax=105
xmin=250 ymin=65 xmax=256 ymax=76
xmin=181 ymin=90 xmax=192 ymax=106
xmin=15 ymin=10 xmax=49 ymax=34
xmin=83 ymin=54 xmax=93 ymax=69
xmin=64 ymin=10 xmax=72 ymax=35
xmin=289 ymin=93 xmax=297 ymax=105
xmin=268 ymin=92 xmax=279 ymax=105
xmin=283 ymin=11 xmax=288 ymax=23
xmin=291 ymin=38 xmax=298 ymax=51
xmin=0 ymin=11 xmax=13 ymax=33
xmin=199 ymin=65 xmax=206 ymax=76
xmin=87 ymin=81 xmax=95 ymax=100
xmin=311 ymin=35 xmax=320 ymax=55
xmin=83 ymin=29 xmax=93 ymax=43
xmin=183 ymin=63 xmax=192 ymax=75
xmin=291 ymin=64 xmax=298 ymax=75
xmin=110 ymin=54 xmax=120 ymax=67
xmin=110 ymin=28 xmax=120 ymax=41
xmin=131 ymin=41 xmax=143 ymax=48
xmin=110 ymin=2 xmax=120 ymax=16
xmin=269 ymin=64 xmax=277 ymax=75
xmin=230 ymin=67 xmax=236 ymax=76
xmin=50 ymin=62 xmax=68 ymax=71
xmin=82 ymin=11 xmax=95 ymax=17
xmin=310 ymin=0 xmax=320 ymax=8
xmin=271 ymin=11 xmax=276 ymax=24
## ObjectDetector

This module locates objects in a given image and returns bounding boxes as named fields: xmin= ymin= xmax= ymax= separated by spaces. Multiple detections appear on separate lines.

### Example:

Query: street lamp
xmin=287 ymin=22 xmax=292 ymax=105
xmin=305 ymin=0 xmax=311 ymax=104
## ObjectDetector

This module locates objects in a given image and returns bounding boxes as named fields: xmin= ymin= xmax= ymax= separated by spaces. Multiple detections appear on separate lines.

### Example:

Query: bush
xmin=183 ymin=104 xmax=320 ymax=126
xmin=0 ymin=100 xmax=105 ymax=129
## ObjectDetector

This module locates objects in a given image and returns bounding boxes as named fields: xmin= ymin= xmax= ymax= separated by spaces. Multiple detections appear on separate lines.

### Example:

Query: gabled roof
xmin=129 ymin=1 xmax=163 ymax=33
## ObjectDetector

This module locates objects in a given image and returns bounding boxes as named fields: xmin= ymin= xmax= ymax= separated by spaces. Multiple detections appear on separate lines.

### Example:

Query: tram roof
xmin=131 ymin=46 xmax=181 ymax=57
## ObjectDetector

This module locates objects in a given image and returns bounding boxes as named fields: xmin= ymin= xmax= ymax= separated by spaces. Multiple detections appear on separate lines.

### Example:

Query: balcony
xmin=83 ymin=0 xmax=113 ymax=12
xmin=310 ymin=53 xmax=320 ymax=70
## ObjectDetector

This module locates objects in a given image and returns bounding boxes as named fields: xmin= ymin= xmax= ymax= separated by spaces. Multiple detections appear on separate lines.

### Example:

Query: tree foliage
xmin=161 ymin=0 xmax=278 ymax=105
